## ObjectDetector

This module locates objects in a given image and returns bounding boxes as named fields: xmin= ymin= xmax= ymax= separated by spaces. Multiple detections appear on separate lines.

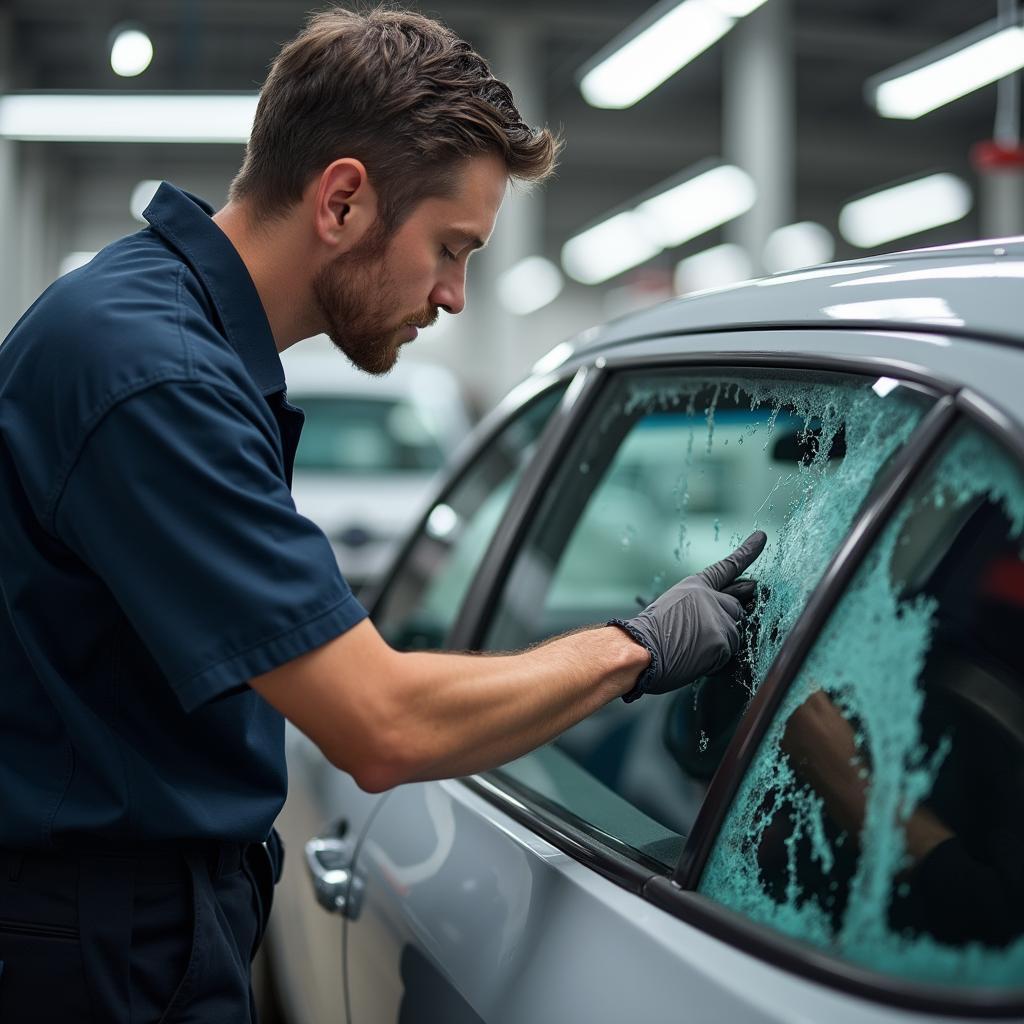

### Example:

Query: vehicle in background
xmin=269 ymin=242 xmax=1024 ymax=1023
xmin=282 ymin=339 xmax=472 ymax=593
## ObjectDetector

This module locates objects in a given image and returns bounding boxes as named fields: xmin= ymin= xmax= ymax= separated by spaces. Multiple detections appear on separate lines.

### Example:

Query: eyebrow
xmin=454 ymin=231 xmax=486 ymax=252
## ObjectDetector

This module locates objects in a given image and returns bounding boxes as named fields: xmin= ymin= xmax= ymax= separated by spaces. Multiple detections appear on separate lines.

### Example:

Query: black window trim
xmin=442 ymin=343 xmax=1024 ymax=1015
xmin=449 ymin=362 xmax=608 ymax=650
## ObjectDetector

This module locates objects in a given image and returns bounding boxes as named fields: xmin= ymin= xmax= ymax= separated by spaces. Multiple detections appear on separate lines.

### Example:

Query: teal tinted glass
xmin=373 ymin=385 xmax=566 ymax=651
xmin=701 ymin=421 xmax=1024 ymax=990
xmin=294 ymin=396 xmax=445 ymax=472
xmin=485 ymin=369 xmax=930 ymax=865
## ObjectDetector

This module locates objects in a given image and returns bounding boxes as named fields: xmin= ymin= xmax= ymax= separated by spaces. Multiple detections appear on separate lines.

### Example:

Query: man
xmin=0 ymin=6 xmax=765 ymax=1021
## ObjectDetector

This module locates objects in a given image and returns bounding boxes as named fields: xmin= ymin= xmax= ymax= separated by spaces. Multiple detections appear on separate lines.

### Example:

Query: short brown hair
xmin=230 ymin=6 xmax=560 ymax=229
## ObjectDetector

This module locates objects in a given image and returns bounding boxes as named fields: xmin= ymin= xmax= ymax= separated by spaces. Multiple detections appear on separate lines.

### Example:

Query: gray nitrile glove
xmin=610 ymin=530 xmax=767 ymax=702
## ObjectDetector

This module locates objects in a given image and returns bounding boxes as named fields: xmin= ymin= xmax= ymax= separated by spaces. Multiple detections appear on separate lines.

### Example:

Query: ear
xmin=310 ymin=158 xmax=378 ymax=253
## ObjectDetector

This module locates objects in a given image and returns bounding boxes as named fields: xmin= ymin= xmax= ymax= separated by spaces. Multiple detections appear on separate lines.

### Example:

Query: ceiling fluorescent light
xmin=839 ymin=173 xmax=972 ymax=249
xmin=674 ymin=243 xmax=752 ymax=294
xmin=580 ymin=0 xmax=745 ymax=109
xmin=562 ymin=160 xmax=756 ymax=285
xmin=762 ymin=221 xmax=835 ymax=273
xmin=0 ymin=93 xmax=258 ymax=143
xmin=562 ymin=211 xmax=662 ymax=285
xmin=497 ymin=256 xmax=564 ymax=315
xmin=868 ymin=19 xmax=1024 ymax=120
xmin=636 ymin=164 xmax=755 ymax=247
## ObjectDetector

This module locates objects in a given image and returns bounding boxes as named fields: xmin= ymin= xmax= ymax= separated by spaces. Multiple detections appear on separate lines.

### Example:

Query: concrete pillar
xmin=976 ymin=0 xmax=1024 ymax=237
xmin=723 ymin=0 xmax=794 ymax=276
xmin=466 ymin=18 xmax=546 ymax=408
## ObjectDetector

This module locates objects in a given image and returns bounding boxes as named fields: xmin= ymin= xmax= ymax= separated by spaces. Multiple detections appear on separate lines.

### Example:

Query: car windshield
xmin=292 ymin=395 xmax=446 ymax=473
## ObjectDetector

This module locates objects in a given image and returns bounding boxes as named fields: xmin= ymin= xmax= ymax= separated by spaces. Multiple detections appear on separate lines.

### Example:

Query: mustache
xmin=405 ymin=306 xmax=440 ymax=330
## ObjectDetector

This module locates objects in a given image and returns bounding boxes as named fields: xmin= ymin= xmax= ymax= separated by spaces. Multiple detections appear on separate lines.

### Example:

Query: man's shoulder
xmin=1 ymin=229 xmax=249 ymax=413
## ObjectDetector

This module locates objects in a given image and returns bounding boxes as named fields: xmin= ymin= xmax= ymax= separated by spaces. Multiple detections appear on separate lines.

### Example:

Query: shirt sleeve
xmin=54 ymin=379 xmax=367 ymax=711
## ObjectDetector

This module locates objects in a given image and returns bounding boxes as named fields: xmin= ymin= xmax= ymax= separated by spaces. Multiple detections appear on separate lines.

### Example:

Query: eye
xmin=440 ymin=245 xmax=457 ymax=262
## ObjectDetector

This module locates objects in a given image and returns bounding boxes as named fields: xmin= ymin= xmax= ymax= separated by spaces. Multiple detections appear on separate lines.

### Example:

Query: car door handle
xmin=304 ymin=835 xmax=362 ymax=919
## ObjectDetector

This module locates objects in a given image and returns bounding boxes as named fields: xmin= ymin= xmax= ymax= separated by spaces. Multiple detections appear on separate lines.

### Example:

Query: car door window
xmin=700 ymin=420 xmax=1024 ymax=989
xmin=373 ymin=384 xmax=567 ymax=650
xmin=482 ymin=368 xmax=932 ymax=868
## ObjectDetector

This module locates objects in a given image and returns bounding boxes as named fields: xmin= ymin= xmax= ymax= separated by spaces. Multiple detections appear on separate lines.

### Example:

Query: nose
xmin=430 ymin=268 xmax=466 ymax=316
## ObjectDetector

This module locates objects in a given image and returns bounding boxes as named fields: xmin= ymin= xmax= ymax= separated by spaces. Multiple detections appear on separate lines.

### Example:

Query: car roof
xmin=552 ymin=237 xmax=1024 ymax=362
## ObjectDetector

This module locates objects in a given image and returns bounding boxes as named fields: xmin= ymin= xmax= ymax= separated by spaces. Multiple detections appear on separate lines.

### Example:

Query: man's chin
xmin=328 ymin=334 xmax=401 ymax=376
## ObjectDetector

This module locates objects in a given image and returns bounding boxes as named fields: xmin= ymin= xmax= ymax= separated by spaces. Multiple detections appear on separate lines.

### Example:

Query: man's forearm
xmin=370 ymin=625 xmax=648 ymax=788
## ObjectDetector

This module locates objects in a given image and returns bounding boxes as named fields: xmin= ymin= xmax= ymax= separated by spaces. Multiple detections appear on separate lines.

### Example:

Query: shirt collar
xmin=142 ymin=182 xmax=285 ymax=395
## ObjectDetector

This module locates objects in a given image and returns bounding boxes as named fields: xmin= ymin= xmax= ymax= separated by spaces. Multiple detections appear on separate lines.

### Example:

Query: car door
xmin=344 ymin=348 xmax=961 ymax=1023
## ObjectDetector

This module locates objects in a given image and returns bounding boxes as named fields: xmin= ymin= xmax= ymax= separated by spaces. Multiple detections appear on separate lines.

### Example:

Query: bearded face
xmin=312 ymin=226 xmax=438 ymax=376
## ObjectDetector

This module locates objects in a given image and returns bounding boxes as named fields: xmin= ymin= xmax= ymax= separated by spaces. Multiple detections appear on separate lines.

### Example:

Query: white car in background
xmin=281 ymin=340 xmax=472 ymax=592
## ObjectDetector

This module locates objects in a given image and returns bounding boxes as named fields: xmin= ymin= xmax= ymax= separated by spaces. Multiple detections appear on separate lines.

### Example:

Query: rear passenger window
xmin=483 ymin=369 xmax=931 ymax=867
xmin=373 ymin=384 xmax=566 ymax=651
xmin=701 ymin=421 xmax=1024 ymax=989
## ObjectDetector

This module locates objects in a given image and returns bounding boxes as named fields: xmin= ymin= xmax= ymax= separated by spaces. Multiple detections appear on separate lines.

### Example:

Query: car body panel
xmin=344 ymin=778 xmax=980 ymax=1024
xmin=559 ymin=242 xmax=1024 ymax=359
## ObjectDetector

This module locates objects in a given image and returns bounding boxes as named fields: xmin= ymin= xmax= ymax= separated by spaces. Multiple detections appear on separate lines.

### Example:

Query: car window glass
xmin=485 ymin=369 xmax=931 ymax=868
xmin=701 ymin=421 xmax=1024 ymax=990
xmin=293 ymin=395 xmax=447 ymax=473
xmin=373 ymin=385 xmax=567 ymax=651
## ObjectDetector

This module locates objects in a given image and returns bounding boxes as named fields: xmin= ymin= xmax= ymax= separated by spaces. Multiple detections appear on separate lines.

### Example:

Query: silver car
xmin=268 ymin=239 xmax=1024 ymax=1023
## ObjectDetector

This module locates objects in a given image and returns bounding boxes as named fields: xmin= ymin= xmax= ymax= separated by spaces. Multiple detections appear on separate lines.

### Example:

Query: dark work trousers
xmin=0 ymin=833 xmax=281 ymax=1023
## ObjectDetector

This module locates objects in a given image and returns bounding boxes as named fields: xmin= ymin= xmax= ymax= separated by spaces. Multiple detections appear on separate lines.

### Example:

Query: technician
xmin=0 ymin=7 xmax=765 ymax=1021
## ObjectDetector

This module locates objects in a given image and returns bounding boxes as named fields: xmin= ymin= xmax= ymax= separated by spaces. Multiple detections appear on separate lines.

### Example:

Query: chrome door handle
xmin=304 ymin=835 xmax=362 ymax=919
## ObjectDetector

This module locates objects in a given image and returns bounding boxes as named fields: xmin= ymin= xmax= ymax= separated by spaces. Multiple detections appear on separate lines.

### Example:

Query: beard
xmin=312 ymin=230 xmax=438 ymax=376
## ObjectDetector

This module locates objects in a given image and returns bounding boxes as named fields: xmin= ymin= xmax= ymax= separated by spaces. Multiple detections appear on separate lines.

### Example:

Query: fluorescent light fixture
xmin=579 ymin=0 xmax=767 ymax=109
xmin=110 ymin=28 xmax=153 ymax=78
xmin=130 ymin=179 xmax=162 ymax=222
xmin=839 ymin=174 xmax=972 ymax=249
xmin=562 ymin=211 xmax=662 ymax=285
xmin=674 ymin=242 xmax=752 ymax=294
xmin=762 ymin=221 xmax=835 ymax=273
xmin=868 ymin=20 xmax=1024 ymax=120
xmin=0 ymin=93 xmax=259 ymax=143
xmin=636 ymin=164 xmax=755 ymax=247
xmin=59 ymin=251 xmax=98 ymax=276
xmin=496 ymin=256 xmax=564 ymax=315
xmin=562 ymin=161 xmax=755 ymax=285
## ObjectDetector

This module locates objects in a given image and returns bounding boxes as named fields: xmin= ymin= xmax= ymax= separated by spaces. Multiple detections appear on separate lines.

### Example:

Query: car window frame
xmin=363 ymin=368 xmax=581 ymax=617
xmin=444 ymin=333 xmax=1024 ymax=1017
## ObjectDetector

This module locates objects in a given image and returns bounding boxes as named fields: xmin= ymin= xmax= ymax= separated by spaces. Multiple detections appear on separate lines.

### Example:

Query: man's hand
xmin=612 ymin=530 xmax=767 ymax=701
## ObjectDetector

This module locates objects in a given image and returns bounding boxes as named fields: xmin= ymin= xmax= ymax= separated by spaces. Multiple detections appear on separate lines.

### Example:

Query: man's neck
xmin=212 ymin=201 xmax=322 ymax=353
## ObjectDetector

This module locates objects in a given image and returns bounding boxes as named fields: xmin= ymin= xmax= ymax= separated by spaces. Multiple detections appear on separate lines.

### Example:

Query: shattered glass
xmin=485 ymin=369 xmax=929 ymax=853
xmin=700 ymin=421 xmax=1024 ymax=989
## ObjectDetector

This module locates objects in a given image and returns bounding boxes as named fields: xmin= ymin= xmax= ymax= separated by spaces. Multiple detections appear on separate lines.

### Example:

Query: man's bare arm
xmin=251 ymin=532 xmax=766 ymax=793
xmin=250 ymin=619 xmax=648 ymax=792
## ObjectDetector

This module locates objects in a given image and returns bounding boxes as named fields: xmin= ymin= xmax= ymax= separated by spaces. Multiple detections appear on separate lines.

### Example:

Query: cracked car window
xmin=701 ymin=420 xmax=1024 ymax=989
xmin=483 ymin=369 xmax=930 ymax=866
xmin=373 ymin=384 xmax=566 ymax=651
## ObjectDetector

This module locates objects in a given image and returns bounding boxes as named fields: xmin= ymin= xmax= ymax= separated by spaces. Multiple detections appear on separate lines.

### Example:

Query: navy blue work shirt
xmin=0 ymin=182 xmax=367 ymax=849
